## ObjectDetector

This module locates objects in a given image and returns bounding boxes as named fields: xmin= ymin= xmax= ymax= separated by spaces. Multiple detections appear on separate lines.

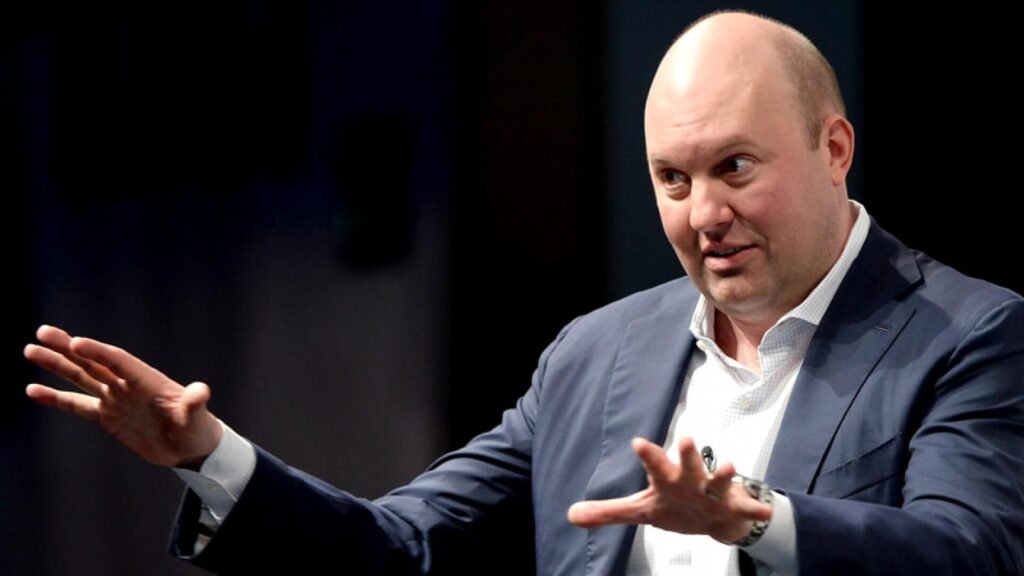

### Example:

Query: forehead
xmin=643 ymin=22 xmax=806 ymax=163
xmin=644 ymin=72 xmax=801 ymax=164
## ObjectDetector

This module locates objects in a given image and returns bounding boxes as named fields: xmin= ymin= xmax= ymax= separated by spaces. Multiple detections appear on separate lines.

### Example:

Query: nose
xmin=688 ymin=179 xmax=734 ymax=234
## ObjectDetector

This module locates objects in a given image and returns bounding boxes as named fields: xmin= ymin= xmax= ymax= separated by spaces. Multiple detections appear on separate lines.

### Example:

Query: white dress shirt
xmin=626 ymin=201 xmax=870 ymax=576
xmin=177 ymin=201 xmax=871 ymax=573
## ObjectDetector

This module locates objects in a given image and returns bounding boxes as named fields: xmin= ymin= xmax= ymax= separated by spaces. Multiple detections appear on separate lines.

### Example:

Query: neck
xmin=711 ymin=200 xmax=860 ymax=372
xmin=713 ymin=310 xmax=769 ymax=373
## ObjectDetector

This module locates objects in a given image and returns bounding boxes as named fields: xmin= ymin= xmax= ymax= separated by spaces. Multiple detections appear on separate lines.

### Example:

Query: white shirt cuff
xmin=744 ymin=492 xmax=798 ymax=575
xmin=172 ymin=421 xmax=257 ymax=522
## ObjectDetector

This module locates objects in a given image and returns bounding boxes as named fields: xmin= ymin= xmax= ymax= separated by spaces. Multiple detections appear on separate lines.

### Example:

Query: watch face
xmin=734 ymin=474 xmax=770 ymax=499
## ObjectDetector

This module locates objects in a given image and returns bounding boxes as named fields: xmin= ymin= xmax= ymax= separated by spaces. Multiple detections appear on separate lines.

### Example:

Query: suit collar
xmin=764 ymin=221 xmax=923 ymax=491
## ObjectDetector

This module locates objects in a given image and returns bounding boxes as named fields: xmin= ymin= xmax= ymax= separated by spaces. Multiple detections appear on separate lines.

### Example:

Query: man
xmin=24 ymin=11 xmax=1024 ymax=575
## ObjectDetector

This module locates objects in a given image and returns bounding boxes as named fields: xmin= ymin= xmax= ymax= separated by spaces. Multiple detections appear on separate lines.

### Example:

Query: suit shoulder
xmin=858 ymin=223 xmax=1021 ymax=327
xmin=912 ymin=251 xmax=1023 ymax=323
xmin=553 ymin=277 xmax=698 ymax=350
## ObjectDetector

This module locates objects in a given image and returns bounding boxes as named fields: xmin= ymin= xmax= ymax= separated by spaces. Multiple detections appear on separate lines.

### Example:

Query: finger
xmin=24 ymin=343 xmax=110 ymax=397
xmin=704 ymin=463 xmax=735 ymax=501
xmin=35 ymin=324 xmax=72 ymax=348
xmin=632 ymin=437 xmax=678 ymax=487
xmin=25 ymin=384 xmax=101 ymax=422
xmin=724 ymin=482 xmax=774 ymax=521
xmin=69 ymin=336 xmax=164 ymax=389
xmin=567 ymin=490 xmax=651 ymax=528
xmin=35 ymin=325 xmax=123 ymax=389
xmin=182 ymin=381 xmax=211 ymax=410
xmin=677 ymin=437 xmax=709 ymax=479
xmin=181 ymin=381 xmax=212 ymax=421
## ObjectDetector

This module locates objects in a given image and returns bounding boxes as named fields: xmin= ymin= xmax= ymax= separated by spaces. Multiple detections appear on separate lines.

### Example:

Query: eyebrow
xmin=648 ymin=136 xmax=758 ymax=167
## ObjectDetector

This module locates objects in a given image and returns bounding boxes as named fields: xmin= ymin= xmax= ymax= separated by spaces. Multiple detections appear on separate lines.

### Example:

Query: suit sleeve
xmin=169 ymin=319 xmax=580 ymax=575
xmin=791 ymin=298 xmax=1024 ymax=575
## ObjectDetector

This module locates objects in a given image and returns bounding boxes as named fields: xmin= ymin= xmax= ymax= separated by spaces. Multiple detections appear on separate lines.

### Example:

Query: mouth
xmin=701 ymin=244 xmax=755 ymax=273
xmin=705 ymin=246 xmax=748 ymax=258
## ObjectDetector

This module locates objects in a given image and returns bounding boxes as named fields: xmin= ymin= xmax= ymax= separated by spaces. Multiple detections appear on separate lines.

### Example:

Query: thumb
xmin=181 ymin=381 xmax=212 ymax=416
xmin=175 ymin=381 xmax=222 ymax=468
xmin=567 ymin=500 xmax=605 ymax=527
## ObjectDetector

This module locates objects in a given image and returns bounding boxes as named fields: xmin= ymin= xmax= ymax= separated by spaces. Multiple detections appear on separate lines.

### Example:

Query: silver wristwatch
xmin=732 ymin=475 xmax=774 ymax=547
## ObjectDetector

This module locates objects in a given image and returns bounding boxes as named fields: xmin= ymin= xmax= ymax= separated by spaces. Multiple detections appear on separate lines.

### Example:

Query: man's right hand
xmin=24 ymin=324 xmax=223 ymax=469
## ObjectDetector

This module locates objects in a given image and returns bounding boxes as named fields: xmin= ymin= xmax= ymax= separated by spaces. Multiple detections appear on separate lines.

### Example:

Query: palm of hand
xmin=24 ymin=325 xmax=222 ymax=469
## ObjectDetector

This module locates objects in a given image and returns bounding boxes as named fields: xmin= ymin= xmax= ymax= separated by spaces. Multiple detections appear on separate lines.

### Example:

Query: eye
xmin=719 ymin=156 xmax=754 ymax=176
xmin=659 ymin=169 xmax=691 ymax=192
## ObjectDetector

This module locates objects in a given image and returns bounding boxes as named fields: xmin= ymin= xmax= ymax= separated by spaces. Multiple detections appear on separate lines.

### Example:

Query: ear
xmin=823 ymin=114 xmax=855 ymax=187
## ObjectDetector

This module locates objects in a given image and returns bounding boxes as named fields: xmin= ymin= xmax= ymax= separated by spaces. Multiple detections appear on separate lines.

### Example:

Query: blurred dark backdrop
xmin=2 ymin=1 xmax=1018 ymax=574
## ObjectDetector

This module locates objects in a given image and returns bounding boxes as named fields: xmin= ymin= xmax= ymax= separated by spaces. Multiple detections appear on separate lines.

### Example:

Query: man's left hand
xmin=566 ymin=436 xmax=771 ymax=544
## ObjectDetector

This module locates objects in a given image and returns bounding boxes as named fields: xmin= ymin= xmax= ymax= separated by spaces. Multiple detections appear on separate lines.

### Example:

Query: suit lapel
xmin=583 ymin=289 xmax=698 ymax=575
xmin=765 ymin=223 xmax=922 ymax=493
xmin=578 ymin=222 xmax=923 ymax=572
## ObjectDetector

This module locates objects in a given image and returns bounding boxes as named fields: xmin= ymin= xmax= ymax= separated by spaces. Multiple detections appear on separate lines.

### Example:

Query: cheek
xmin=657 ymin=202 xmax=696 ymax=250
xmin=728 ymin=182 xmax=788 ymax=239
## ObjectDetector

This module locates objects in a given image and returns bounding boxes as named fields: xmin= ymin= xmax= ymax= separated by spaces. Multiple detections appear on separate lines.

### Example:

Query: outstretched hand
xmin=567 ymin=437 xmax=771 ymax=544
xmin=24 ymin=325 xmax=223 ymax=469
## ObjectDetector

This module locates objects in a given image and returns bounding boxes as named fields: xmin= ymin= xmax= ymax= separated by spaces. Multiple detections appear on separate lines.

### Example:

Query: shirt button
xmin=696 ymin=341 xmax=708 ymax=351
xmin=740 ymin=397 xmax=753 ymax=410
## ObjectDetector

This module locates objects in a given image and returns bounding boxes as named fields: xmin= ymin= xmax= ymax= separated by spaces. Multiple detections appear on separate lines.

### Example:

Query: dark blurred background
xmin=2 ymin=1 xmax=1018 ymax=574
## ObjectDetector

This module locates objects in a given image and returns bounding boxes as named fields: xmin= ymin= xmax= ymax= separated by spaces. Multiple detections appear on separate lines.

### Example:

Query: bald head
xmin=651 ymin=12 xmax=845 ymax=147
xmin=644 ymin=11 xmax=857 ymax=328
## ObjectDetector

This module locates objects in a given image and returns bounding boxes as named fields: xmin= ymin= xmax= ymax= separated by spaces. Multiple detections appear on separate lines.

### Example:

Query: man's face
xmin=645 ymin=50 xmax=849 ymax=325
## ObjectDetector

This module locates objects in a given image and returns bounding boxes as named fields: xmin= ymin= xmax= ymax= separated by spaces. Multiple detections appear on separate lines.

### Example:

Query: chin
xmin=706 ymin=287 xmax=771 ymax=317
xmin=706 ymin=280 xmax=757 ymax=303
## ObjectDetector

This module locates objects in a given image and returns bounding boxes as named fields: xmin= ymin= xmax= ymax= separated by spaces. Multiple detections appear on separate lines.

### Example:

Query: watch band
xmin=732 ymin=475 xmax=774 ymax=547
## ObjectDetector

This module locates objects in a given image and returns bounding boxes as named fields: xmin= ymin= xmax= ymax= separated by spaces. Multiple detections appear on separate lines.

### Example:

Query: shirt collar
xmin=689 ymin=200 xmax=871 ymax=340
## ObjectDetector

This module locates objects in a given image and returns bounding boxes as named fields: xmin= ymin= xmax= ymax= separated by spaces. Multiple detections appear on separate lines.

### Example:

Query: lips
xmin=701 ymin=244 xmax=755 ymax=273
xmin=703 ymin=244 xmax=752 ymax=258
xmin=706 ymin=246 xmax=746 ymax=257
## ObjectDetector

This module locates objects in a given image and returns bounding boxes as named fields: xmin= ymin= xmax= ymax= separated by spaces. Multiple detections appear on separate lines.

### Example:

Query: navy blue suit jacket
xmin=173 ymin=222 xmax=1024 ymax=575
